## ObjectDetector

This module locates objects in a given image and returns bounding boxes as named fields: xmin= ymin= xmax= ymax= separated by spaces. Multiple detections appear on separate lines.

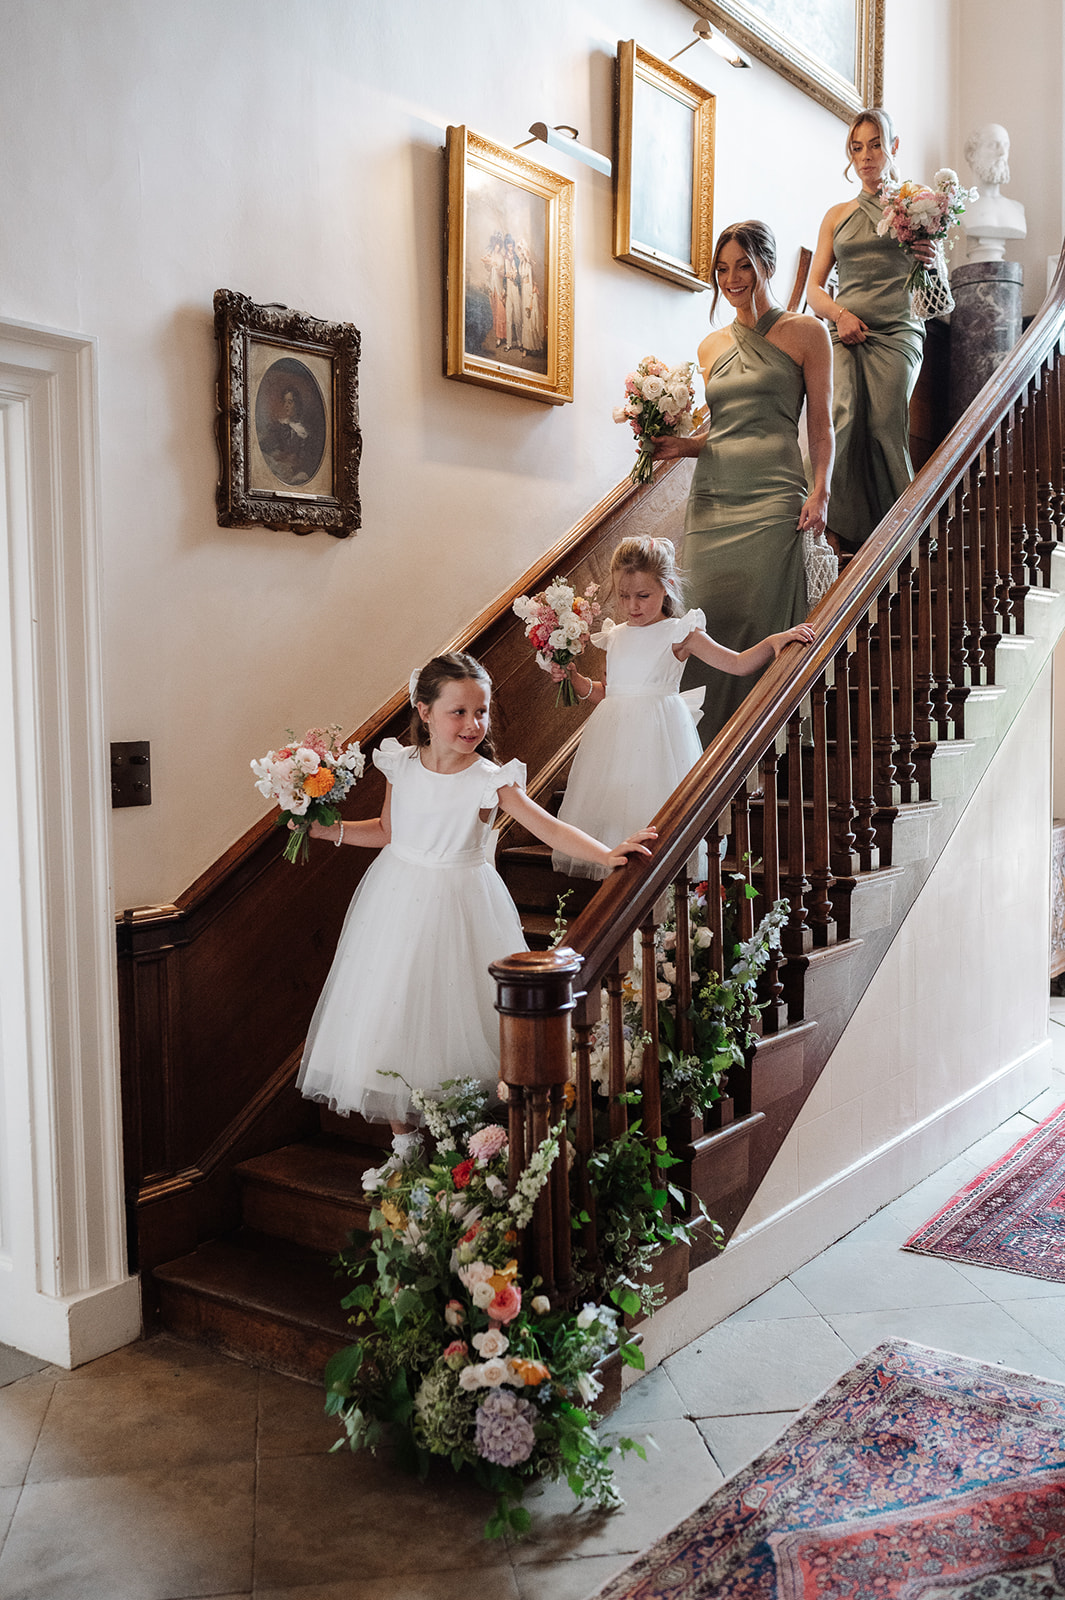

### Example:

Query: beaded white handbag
xmin=803 ymin=528 xmax=838 ymax=611
xmin=910 ymin=242 xmax=955 ymax=320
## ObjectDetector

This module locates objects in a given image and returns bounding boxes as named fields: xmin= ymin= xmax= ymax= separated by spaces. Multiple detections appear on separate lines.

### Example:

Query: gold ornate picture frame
xmin=214 ymin=289 xmax=361 ymax=538
xmin=613 ymin=41 xmax=716 ymax=293
xmin=682 ymin=0 xmax=883 ymax=124
xmin=445 ymin=126 xmax=574 ymax=405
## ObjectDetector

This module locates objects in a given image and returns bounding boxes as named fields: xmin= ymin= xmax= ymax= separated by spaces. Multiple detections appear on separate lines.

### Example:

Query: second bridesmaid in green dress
xmin=654 ymin=220 xmax=834 ymax=745
xmin=808 ymin=107 xmax=936 ymax=551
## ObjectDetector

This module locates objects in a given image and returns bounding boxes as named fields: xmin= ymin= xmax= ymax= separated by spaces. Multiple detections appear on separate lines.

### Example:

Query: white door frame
xmin=0 ymin=319 xmax=139 ymax=1365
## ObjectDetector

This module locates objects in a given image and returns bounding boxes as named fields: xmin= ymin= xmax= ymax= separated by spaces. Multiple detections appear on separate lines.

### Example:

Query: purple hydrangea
xmin=474 ymin=1389 xmax=538 ymax=1468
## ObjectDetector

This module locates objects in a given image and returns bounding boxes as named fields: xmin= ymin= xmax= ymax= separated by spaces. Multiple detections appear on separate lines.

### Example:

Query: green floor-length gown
xmin=682 ymin=306 xmax=808 ymax=746
xmin=830 ymin=190 xmax=925 ymax=549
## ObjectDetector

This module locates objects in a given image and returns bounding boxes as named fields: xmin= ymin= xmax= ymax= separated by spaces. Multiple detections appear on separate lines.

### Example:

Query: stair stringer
xmin=631 ymin=550 xmax=1065 ymax=1373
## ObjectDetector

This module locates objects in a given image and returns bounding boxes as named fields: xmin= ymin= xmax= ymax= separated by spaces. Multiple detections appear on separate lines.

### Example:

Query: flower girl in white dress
xmin=295 ymin=651 xmax=655 ymax=1134
xmin=551 ymin=536 xmax=814 ymax=879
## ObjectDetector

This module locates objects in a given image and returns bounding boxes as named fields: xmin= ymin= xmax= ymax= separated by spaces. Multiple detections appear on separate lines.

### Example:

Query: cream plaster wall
xmin=1 ymin=0 xmax=963 ymax=908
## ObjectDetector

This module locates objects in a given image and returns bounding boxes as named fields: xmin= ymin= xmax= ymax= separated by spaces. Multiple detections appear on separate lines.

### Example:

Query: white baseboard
xmin=0 ymin=1275 xmax=142 ymax=1369
xmin=631 ymin=1038 xmax=1053 ymax=1375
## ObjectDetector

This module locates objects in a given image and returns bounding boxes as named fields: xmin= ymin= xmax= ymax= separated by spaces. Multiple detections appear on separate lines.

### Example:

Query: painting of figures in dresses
xmin=463 ymin=168 xmax=549 ymax=377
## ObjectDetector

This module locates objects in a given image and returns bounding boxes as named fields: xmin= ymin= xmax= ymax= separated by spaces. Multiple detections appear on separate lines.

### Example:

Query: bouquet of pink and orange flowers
xmin=251 ymin=725 xmax=365 ymax=864
xmin=512 ymin=577 xmax=601 ymax=707
xmin=876 ymin=168 xmax=976 ymax=318
xmin=613 ymin=356 xmax=696 ymax=484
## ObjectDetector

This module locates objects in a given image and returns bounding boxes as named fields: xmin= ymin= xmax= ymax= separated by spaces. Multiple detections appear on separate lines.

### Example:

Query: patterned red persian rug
xmin=593 ymin=1341 xmax=1065 ymax=1600
xmin=903 ymin=1102 xmax=1065 ymax=1281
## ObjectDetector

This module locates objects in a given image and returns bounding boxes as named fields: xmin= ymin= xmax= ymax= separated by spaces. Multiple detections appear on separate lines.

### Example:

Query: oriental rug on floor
xmin=593 ymin=1340 xmax=1065 ymax=1600
xmin=903 ymin=1102 xmax=1065 ymax=1282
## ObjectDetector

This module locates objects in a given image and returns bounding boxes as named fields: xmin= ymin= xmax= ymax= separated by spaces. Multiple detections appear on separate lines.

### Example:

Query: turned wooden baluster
xmin=1022 ymin=379 xmax=1041 ymax=587
xmin=806 ymin=674 xmax=836 ymax=947
xmin=964 ymin=453 xmax=986 ymax=686
xmin=1008 ymin=393 xmax=1032 ymax=617
xmin=982 ymin=423 xmax=1004 ymax=657
xmin=1034 ymin=364 xmax=1058 ymax=579
xmin=781 ymin=710 xmax=812 ymax=971
xmin=732 ymin=786 xmax=754 ymax=942
xmin=894 ymin=553 xmax=918 ymax=802
xmin=913 ymin=530 xmax=936 ymax=799
xmin=853 ymin=612 xmax=879 ymax=871
xmin=829 ymin=644 xmax=860 ymax=878
xmin=995 ymin=417 xmax=1016 ymax=632
xmin=756 ymin=745 xmax=786 ymax=1032
xmin=639 ymin=912 xmax=662 ymax=1147
xmin=932 ymin=499 xmax=954 ymax=739
xmin=947 ymin=479 xmax=971 ymax=730
xmin=605 ymin=946 xmax=630 ymax=1139
xmin=492 ymin=948 xmax=578 ymax=1302
xmin=706 ymin=817 xmax=725 ymax=983
xmin=873 ymin=586 xmax=899 ymax=821
xmin=571 ymin=991 xmax=601 ymax=1276
xmin=1051 ymin=344 xmax=1065 ymax=534
xmin=673 ymin=864 xmax=694 ymax=1061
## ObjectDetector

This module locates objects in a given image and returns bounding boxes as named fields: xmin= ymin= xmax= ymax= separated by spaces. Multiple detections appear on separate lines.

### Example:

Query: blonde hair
xmin=844 ymin=107 xmax=900 ymax=185
xmin=708 ymin=219 xmax=776 ymax=322
xmin=610 ymin=536 xmax=685 ymax=618
xmin=409 ymin=651 xmax=496 ymax=758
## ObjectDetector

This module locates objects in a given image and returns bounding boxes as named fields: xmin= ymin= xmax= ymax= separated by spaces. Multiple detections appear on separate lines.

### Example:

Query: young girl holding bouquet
xmin=295 ymin=650 xmax=655 ymax=1133
xmin=550 ymin=537 xmax=814 ymax=879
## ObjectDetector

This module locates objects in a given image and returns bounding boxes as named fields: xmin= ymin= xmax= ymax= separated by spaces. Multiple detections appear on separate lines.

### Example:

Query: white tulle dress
xmin=552 ymin=610 xmax=706 ymax=880
xmin=296 ymin=738 xmax=528 ymax=1124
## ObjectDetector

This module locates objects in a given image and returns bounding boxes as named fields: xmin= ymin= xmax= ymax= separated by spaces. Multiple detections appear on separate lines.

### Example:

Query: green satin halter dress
xmin=830 ymin=190 xmax=925 ymax=549
xmin=681 ymin=306 xmax=808 ymax=746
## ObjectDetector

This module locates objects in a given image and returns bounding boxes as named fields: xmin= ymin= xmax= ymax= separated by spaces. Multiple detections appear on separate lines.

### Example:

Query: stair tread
xmin=153 ymin=1230 xmax=352 ymax=1335
xmin=236 ymin=1138 xmax=377 ymax=1203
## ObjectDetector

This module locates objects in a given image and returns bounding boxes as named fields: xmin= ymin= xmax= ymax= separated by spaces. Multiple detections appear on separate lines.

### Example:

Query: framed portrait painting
xmin=214 ymin=290 xmax=361 ymax=537
xmin=445 ymin=126 xmax=574 ymax=405
xmin=681 ymin=0 xmax=883 ymax=123
xmin=614 ymin=42 xmax=716 ymax=292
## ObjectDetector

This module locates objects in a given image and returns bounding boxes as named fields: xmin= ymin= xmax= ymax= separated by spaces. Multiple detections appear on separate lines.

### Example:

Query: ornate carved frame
xmin=445 ymin=126 xmax=574 ymax=405
xmin=613 ymin=41 xmax=716 ymax=293
xmin=213 ymin=289 xmax=362 ymax=538
xmin=681 ymin=0 xmax=883 ymax=125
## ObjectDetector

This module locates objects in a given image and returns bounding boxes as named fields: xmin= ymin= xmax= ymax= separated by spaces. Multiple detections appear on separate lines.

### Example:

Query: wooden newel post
xmin=490 ymin=947 xmax=580 ymax=1304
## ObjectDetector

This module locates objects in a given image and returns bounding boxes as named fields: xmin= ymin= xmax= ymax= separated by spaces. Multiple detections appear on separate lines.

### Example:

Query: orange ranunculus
xmin=379 ymin=1199 xmax=408 ymax=1232
xmin=487 ymin=1259 xmax=519 ymax=1292
xmin=510 ymin=1358 xmax=550 ymax=1387
xmin=303 ymin=767 xmax=336 ymax=797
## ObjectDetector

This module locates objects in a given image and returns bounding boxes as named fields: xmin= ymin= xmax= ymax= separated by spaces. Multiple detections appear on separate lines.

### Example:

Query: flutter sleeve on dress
xmin=672 ymin=608 xmax=707 ymax=642
xmin=372 ymin=737 xmax=411 ymax=783
xmin=590 ymin=618 xmax=619 ymax=651
xmin=480 ymin=758 xmax=527 ymax=808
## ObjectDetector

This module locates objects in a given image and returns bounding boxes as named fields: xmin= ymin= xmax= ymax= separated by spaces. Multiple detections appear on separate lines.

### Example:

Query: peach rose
xmin=487 ymin=1283 xmax=522 ymax=1324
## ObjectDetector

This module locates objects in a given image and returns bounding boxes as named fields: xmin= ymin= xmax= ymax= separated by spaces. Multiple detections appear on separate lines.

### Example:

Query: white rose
xmin=480 ymin=1357 xmax=510 ymax=1387
xmin=548 ymin=628 xmax=568 ymax=652
xmin=458 ymin=1363 xmax=484 ymax=1391
xmin=471 ymin=1280 xmax=496 ymax=1310
xmin=668 ymin=384 xmax=690 ymax=409
xmin=293 ymin=747 xmax=320 ymax=775
xmin=531 ymin=1294 xmax=550 ymax=1314
xmin=576 ymin=1302 xmax=599 ymax=1330
xmin=563 ymin=614 xmax=584 ymax=641
xmin=694 ymin=926 xmax=713 ymax=948
xmin=640 ymin=375 xmax=665 ymax=401
xmin=513 ymin=595 xmax=537 ymax=622
xmin=612 ymin=405 xmax=630 ymax=423
xmin=458 ymin=1260 xmax=494 ymax=1288
xmin=472 ymin=1328 xmax=509 ymax=1358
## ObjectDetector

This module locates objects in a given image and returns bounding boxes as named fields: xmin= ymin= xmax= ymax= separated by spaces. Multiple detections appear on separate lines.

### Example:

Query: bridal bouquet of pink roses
xmin=876 ymin=169 xmax=976 ymax=317
xmin=613 ymin=356 xmax=696 ymax=484
xmin=512 ymin=577 xmax=601 ymax=707
xmin=251 ymin=725 xmax=365 ymax=864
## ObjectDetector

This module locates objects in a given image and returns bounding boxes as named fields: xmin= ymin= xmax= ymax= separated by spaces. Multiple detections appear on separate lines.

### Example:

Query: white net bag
xmin=803 ymin=529 xmax=838 ymax=611
xmin=910 ymin=243 xmax=955 ymax=320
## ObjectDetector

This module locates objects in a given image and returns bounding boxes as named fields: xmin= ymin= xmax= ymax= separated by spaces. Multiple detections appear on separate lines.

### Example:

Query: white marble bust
xmin=963 ymin=123 xmax=1026 ymax=262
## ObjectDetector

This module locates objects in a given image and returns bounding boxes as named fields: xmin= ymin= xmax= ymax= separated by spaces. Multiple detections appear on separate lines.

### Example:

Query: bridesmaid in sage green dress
xmin=808 ymin=107 xmax=936 ymax=551
xmin=654 ymin=220 xmax=834 ymax=745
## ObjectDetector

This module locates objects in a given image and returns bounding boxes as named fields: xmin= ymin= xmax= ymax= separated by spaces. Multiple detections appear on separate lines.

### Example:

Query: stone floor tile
xmin=610 ymin=1365 xmax=686 ymax=1428
xmin=0 ymin=1459 xmax=255 ymax=1600
xmin=0 ymin=1346 xmax=47 ymax=1389
xmin=0 ymin=1485 xmax=20 ymax=1551
xmin=252 ymin=1449 xmax=501 ymax=1589
xmin=789 ymin=1234 xmax=987 ymax=1314
xmin=825 ymin=1300 xmax=1065 ymax=1382
xmin=508 ymin=1416 xmax=722 ymax=1565
xmin=256 ymin=1573 xmax=519 ymax=1600
xmin=27 ymin=1353 xmax=259 ymax=1482
xmin=945 ymin=1258 xmax=1065 ymax=1302
xmin=663 ymin=1316 xmax=854 ymax=1417
xmin=53 ymin=1332 xmax=237 ymax=1384
xmin=512 ymin=1552 xmax=634 ymax=1599
xmin=997 ymin=1296 xmax=1065 ymax=1363
xmin=724 ymin=1279 xmax=819 ymax=1322
xmin=694 ymin=1410 xmax=798 ymax=1480
xmin=0 ymin=1380 xmax=54 ymax=1488
xmin=257 ymin=1370 xmax=340 ymax=1459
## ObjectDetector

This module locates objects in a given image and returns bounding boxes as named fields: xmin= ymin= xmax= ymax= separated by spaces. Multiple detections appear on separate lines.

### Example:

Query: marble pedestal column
xmin=948 ymin=260 xmax=1023 ymax=424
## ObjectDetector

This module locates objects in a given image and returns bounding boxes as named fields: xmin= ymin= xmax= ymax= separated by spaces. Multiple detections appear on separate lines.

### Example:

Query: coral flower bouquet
xmin=251 ymin=724 xmax=365 ymax=864
xmin=614 ymin=355 xmax=696 ymax=484
xmin=512 ymin=576 xmax=601 ymax=707
xmin=876 ymin=168 xmax=977 ymax=317
xmin=325 ymin=1078 xmax=646 ymax=1539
